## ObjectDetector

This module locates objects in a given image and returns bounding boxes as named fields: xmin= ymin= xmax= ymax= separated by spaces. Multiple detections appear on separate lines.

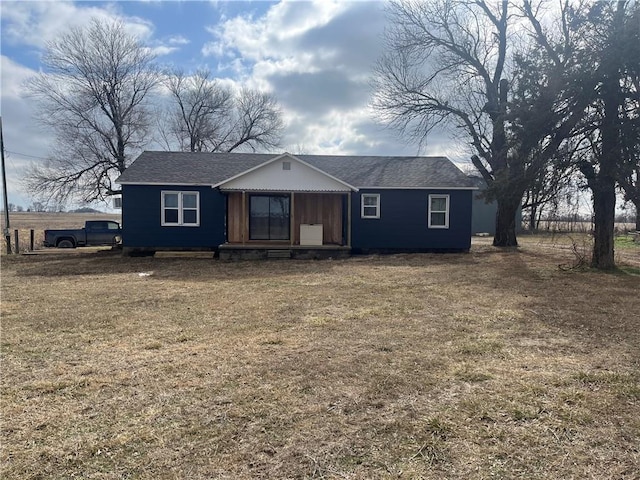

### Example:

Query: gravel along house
xmin=116 ymin=152 xmax=478 ymax=259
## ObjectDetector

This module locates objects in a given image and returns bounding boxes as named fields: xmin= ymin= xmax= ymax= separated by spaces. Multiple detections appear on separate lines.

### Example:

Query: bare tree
xmin=164 ymin=70 xmax=232 ymax=152
xmin=619 ymin=103 xmax=640 ymax=231
xmin=522 ymin=163 xmax=574 ymax=231
xmin=372 ymin=0 xmax=586 ymax=247
xmin=223 ymin=87 xmax=284 ymax=152
xmin=560 ymin=0 xmax=640 ymax=268
xmin=164 ymin=71 xmax=284 ymax=153
xmin=24 ymin=19 xmax=159 ymax=203
xmin=617 ymin=4 xmax=640 ymax=231
xmin=620 ymin=165 xmax=640 ymax=231
xmin=373 ymin=0 xmax=528 ymax=246
xmin=28 ymin=201 xmax=46 ymax=213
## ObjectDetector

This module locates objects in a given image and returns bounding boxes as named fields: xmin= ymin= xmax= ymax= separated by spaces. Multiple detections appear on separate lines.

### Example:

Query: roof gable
xmin=216 ymin=153 xmax=357 ymax=192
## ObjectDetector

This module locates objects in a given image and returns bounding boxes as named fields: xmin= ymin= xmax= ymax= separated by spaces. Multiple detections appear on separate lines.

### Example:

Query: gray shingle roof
xmin=116 ymin=151 xmax=476 ymax=189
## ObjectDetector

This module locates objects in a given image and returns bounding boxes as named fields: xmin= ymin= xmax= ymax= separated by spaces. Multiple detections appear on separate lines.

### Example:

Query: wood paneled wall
xmin=293 ymin=193 xmax=342 ymax=244
xmin=227 ymin=192 xmax=244 ymax=243
xmin=225 ymin=192 xmax=344 ymax=245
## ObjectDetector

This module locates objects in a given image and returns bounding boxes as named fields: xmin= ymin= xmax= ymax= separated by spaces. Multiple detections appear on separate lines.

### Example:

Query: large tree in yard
xmin=563 ymin=0 xmax=640 ymax=268
xmin=372 ymin=0 xmax=527 ymax=246
xmin=616 ymin=2 xmax=640 ymax=231
xmin=24 ymin=19 xmax=159 ymax=203
xmin=373 ymin=0 xmax=591 ymax=247
xmin=620 ymin=164 xmax=640 ymax=231
xmin=163 ymin=70 xmax=284 ymax=153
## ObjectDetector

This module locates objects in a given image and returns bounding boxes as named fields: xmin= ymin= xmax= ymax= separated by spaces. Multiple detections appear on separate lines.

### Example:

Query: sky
xmin=0 ymin=0 xmax=467 ymax=210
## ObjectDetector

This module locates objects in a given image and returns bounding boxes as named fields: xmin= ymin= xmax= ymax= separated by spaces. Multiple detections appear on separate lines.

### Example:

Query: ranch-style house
xmin=115 ymin=152 xmax=478 ymax=259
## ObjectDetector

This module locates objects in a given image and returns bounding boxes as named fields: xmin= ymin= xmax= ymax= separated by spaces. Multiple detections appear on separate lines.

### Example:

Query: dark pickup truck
xmin=43 ymin=220 xmax=122 ymax=248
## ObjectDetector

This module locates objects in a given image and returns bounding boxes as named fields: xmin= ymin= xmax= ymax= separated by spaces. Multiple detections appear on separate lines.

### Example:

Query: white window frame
xmin=361 ymin=193 xmax=380 ymax=219
xmin=161 ymin=191 xmax=200 ymax=227
xmin=428 ymin=194 xmax=450 ymax=229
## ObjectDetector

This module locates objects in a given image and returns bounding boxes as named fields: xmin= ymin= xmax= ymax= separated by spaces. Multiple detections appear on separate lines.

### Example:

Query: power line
xmin=5 ymin=150 xmax=49 ymax=160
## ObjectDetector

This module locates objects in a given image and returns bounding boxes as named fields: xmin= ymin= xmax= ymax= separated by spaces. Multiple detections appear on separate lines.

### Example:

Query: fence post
xmin=14 ymin=229 xmax=19 ymax=254
xmin=30 ymin=229 xmax=35 ymax=251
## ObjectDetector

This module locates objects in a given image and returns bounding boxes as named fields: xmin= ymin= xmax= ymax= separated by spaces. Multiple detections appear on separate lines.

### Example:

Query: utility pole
xmin=1 ymin=116 xmax=12 ymax=254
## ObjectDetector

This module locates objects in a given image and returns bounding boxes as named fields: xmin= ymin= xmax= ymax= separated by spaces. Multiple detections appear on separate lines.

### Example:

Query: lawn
xmin=1 ymin=239 xmax=639 ymax=479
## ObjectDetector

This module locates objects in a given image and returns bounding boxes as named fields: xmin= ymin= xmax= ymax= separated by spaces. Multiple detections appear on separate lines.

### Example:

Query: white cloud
xmin=201 ymin=1 xmax=430 ymax=156
xmin=0 ymin=0 xmax=168 ymax=209
xmin=0 ymin=56 xmax=56 ymax=207
xmin=1 ymin=1 xmax=155 ymax=49
xmin=203 ymin=1 xmax=351 ymax=73
xmin=0 ymin=0 xmax=466 ymax=209
xmin=0 ymin=55 xmax=33 ymax=98
xmin=167 ymin=35 xmax=190 ymax=46
xmin=150 ymin=45 xmax=179 ymax=57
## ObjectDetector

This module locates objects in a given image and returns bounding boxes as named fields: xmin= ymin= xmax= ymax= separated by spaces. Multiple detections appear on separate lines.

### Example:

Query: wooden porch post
xmin=290 ymin=192 xmax=295 ymax=246
xmin=242 ymin=191 xmax=246 ymax=245
xmin=347 ymin=192 xmax=352 ymax=247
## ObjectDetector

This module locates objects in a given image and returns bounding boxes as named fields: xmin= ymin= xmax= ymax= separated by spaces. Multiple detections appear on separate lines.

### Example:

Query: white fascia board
xmin=217 ymin=188 xmax=351 ymax=193
xmin=357 ymin=186 xmax=479 ymax=190
xmin=117 ymin=181 xmax=212 ymax=186
xmin=213 ymin=152 xmax=358 ymax=192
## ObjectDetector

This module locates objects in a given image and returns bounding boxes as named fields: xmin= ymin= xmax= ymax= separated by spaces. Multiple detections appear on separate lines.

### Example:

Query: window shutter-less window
xmin=162 ymin=191 xmax=200 ymax=226
xmin=428 ymin=195 xmax=449 ymax=228
xmin=361 ymin=194 xmax=380 ymax=218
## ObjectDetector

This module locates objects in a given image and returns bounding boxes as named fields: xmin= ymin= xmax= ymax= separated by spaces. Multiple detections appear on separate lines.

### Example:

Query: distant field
xmin=525 ymin=220 xmax=636 ymax=233
xmin=1 ymin=238 xmax=639 ymax=479
xmin=530 ymin=220 xmax=635 ymax=233
xmin=0 ymin=212 xmax=121 ymax=252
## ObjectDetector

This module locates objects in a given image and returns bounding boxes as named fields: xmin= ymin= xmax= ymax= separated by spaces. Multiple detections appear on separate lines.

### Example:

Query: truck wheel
xmin=113 ymin=235 xmax=122 ymax=245
xmin=57 ymin=239 xmax=75 ymax=248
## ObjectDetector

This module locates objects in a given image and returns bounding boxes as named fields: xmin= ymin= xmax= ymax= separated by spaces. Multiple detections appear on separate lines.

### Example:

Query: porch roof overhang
xmin=214 ymin=153 xmax=358 ymax=193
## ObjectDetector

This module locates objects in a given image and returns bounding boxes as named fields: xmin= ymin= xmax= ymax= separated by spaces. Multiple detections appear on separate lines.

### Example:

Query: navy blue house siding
xmin=351 ymin=189 xmax=472 ymax=252
xmin=122 ymin=185 xmax=226 ymax=249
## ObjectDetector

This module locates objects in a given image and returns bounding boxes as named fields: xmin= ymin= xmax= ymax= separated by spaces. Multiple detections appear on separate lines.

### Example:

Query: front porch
xmin=217 ymin=154 xmax=358 ymax=259
xmin=218 ymin=243 xmax=351 ymax=260
xmin=225 ymin=191 xmax=352 ymax=248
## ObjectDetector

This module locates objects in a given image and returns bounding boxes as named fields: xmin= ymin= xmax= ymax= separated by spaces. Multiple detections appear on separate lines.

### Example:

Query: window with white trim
xmin=361 ymin=193 xmax=380 ymax=219
xmin=162 ymin=191 xmax=200 ymax=226
xmin=428 ymin=194 xmax=449 ymax=228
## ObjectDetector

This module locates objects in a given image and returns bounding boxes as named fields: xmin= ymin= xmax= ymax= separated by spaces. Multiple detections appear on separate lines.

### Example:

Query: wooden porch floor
xmin=218 ymin=243 xmax=351 ymax=260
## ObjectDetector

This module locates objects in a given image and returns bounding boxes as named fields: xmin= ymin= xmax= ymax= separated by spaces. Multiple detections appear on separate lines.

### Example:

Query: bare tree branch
xmin=163 ymin=72 xmax=284 ymax=154
xmin=372 ymin=0 xmax=522 ymax=245
xmin=24 ymin=18 xmax=159 ymax=204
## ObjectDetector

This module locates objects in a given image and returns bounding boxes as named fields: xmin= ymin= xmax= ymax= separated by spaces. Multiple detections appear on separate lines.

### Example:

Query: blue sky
xmin=0 ymin=0 xmax=461 ymax=209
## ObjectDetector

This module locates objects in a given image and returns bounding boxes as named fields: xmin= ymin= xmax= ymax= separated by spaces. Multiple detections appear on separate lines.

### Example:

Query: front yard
xmin=1 ymin=238 xmax=639 ymax=479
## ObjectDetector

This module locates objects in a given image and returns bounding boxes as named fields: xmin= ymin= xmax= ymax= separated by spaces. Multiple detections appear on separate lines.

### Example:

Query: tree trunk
xmin=588 ymin=30 xmax=621 ymax=270
xmin=493 ymin=197 xmax=519 ymax=246
xmin=591 ymin=180 xmax=616 ymax=269
xmin=635 ymin=206 xmax=640 ymax=232
xmin=528 ymin=205 xmax=537 ymax=232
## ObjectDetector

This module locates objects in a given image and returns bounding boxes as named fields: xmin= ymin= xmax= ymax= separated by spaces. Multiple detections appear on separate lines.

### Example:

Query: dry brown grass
xmin=0 ymin=212 xmax=121 ymax=253
xmin=1 ymin=238 xmax=639 ymax=479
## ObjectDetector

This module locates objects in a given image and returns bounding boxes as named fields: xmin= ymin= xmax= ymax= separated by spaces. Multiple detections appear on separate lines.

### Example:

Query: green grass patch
xmin=616 ymin=265 xmax=640 ymax=276
xmin=615 ymin=234 xmax=640 ymax=249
